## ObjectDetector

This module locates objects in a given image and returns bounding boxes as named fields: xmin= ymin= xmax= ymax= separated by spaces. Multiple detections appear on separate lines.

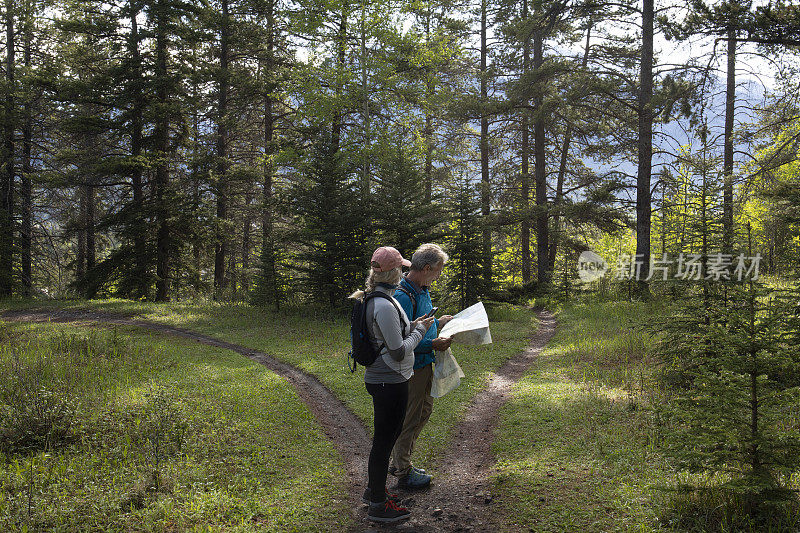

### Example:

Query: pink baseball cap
xmin=371 ymin=246 xmax=411 ymax=272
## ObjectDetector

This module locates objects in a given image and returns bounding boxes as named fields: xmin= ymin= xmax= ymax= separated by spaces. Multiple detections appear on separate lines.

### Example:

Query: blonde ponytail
xmin=349 ymin=266 xmax=402 ymax=300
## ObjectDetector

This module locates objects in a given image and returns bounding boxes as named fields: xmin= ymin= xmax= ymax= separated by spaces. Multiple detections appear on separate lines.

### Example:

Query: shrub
xmin=137 ymin=384 xmax=188 ymax=490
xmin=659 ymin=485 xmax=800 ymax=532
xmin=47 ymin=326 xmax=129 ymax=361
xmin=0 ymin=352 xmax=77 ymax=453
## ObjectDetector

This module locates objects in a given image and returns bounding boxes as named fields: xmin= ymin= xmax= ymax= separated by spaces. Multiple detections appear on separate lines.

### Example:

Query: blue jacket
xmin=394 ymin=276 xmax=438 ymax=369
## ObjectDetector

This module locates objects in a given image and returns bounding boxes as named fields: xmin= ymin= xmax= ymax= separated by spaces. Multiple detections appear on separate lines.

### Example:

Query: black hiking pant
xmin=366 ymin=380 xmax=409 ymax=503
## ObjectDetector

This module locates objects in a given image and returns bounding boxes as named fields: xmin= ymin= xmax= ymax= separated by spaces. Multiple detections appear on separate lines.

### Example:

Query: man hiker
xmin=390 ymin=243 xmax=454 ymax=489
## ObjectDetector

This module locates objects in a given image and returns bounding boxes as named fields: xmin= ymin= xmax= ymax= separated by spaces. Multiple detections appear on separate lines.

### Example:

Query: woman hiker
xmin=350 ymin=246 xmax=435 ymax=523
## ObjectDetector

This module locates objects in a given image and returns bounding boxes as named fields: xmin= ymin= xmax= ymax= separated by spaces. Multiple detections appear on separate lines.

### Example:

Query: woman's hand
xmin=412 ymin=316 xmax=436 ymax=332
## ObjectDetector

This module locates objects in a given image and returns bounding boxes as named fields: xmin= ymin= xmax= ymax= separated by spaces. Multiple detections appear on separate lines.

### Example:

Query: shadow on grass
xmin=0 ymin=321 xmax=350 ymax=532
xmin=492 ymin=301 xmax=670 ymax=533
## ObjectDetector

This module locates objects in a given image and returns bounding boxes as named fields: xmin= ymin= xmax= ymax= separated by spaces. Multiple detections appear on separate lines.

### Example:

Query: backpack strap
xmin=364 ymin=291 xmax=406 ymax=347
xmin=396 ymin=285 xmax=418 ymax=319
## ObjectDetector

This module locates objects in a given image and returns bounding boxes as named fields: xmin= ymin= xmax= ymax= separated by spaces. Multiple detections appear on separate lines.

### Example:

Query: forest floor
xmin=1 ymin=299 xmax=676 ymax=532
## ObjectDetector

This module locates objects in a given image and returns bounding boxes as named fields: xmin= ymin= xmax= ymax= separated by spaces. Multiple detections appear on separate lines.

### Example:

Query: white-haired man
xmin=390 ymin=243 xmax=453 ymax=489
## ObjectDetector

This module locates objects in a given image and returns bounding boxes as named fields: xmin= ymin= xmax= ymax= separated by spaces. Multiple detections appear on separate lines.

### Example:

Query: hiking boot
xmin=388 ymin=465 xmax=426 ymax=477
xmin=362 ymin=487 xmax=401 ymax=505
xmin=367 ymin=499 xmax=411 ymax=523
xmin=395 ymin=468 xmax=432 ymax=490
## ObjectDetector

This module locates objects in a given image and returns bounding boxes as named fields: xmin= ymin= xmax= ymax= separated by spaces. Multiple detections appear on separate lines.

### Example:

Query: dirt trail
xmin=1 ymin=308 xmax=372 ymax=513
xmin=2 ymin=307 xmax=556 ymax=532
xmin=365 ymin=310 xmax=557 ymax=533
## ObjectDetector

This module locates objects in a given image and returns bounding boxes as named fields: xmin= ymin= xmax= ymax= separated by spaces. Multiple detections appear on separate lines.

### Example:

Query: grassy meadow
xmin=0 ymin=298 xmax=538 ymax=530
xmin=9 ymin=296 xmax=796 ymax=531
xmin=492 ymin=301 xmax=670 ymax=532
xmin=0 ymin=320 xmax=348 ymax=532
xmin=492 ymin=298 xmax=800 ymax=532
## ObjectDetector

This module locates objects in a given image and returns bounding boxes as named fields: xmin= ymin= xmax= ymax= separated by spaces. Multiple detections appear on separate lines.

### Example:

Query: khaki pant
xmin=390 ymin=363 xmax=434 ymax=477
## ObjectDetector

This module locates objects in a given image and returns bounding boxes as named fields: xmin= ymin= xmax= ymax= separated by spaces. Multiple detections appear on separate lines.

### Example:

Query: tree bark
xmin=423 ymin=8 xmax=433 ymax=204
xmin=520 ymin=0 xmax=531 ymax=283
xmin=77 ymin=190 xmax=85 ymax=281
xmin=723 ymin=29 xmax=735 ymax=253
xmin=214 ymin=0 xmax=230 ymax=299
xmin=154 ymin=4 xmax=171 ymax=302
xmin=331 ymin=1 xmax=348 ymax=152
xmin=261 ymin=0 xmax=279 ymax=309
xmin=189 ymin=47 xmax=202 ymax=294
xmin=360 ymin=6 xmax=370 ymax=206
xmin=130 ymin=0 xmax=147 ymax=299
xmin=480 ymin=0 xmax=491 ymax=288
xmin=241 ymin=190 xmax=252 ymax=295
xmin=228 ymin=242 xmax=237 ymax=298
xmin=533 ymin=4 xmax=549 ymax=286
xmin=21 ymin=17 xmax=31 ymax=295
xmin=636 ymin=0 xmax=654 ymax=294
xmin=84 ymin=181 xmax=95 ymax=272
xmin=1 ymin=0 xmax=15 ymax=296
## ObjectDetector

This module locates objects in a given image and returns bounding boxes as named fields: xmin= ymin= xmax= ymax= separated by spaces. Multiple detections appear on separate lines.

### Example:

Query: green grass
xmin=492 ymin=301 xmax=673 ymax=532
xmin=1 ymin=298 xmax=538 ymax=474
xmin=0 ymin=321 xmax=348 ymax=532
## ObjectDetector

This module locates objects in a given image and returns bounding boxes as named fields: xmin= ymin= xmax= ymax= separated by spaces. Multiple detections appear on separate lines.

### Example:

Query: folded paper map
xmin=438 ymin=301 xmax=492 ymax=345
xmin=431 ymin=302 xmax=492 ymax=398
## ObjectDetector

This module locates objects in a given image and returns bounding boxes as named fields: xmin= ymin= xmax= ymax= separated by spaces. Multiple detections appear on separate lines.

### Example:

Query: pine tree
xmin=371 ymin=135 xmax=442 ymax=259
xmin=656 ymin=275 xmax=800 ymax=526
xmin=251 ymin=0 xmax=305 ymax=309
xmin=444 ymin=177 xmax=488 ymax=309
xmin=288 ymin=128 xmax=369 ymax=308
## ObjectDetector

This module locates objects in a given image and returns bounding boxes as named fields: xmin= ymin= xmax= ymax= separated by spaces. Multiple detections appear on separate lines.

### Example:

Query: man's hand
xmin=438 ymin=315 xmax=454 ymax=328
xmin=431 ymin=336 xmax=453 ymax=351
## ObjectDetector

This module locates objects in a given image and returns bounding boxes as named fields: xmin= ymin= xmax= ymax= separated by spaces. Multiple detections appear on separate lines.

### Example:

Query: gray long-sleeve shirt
xmin=363 ymin=285 xmax=427 ymax=384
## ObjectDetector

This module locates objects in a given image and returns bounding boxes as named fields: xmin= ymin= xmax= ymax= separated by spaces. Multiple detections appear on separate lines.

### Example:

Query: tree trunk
xmin=154 ymin=7 xmax=170 ymax=302
xmin=193 ymin=172 xmax=201 ymax=291
xmin=424 ymin=97 xmax=433 ymax=204
xmin=189 ymin=49 xmax=202 ymax=294
xmin=480 ymin=0 xmax=491 ymax=288
xmin=130 ymin=0 xmax=147 ymax=298
xmin=548 ymin=23 xmax=591 ymax=273
xmin=723 ymin=29 xmax=735 ymax=253
xmin=360 ymin=7 xmax=370 ymax=207
xmin=84 ymin=181 xmax=95 ymax=272
xmin=423 ymin=8 xmax=433 ymax=204
xmin=520 ymin=0 xmax=531 ymax=283
xmin=748 ymin=284 xmax=760 ymax=475
xmin=636 ymin=0 xmax=654 ymax=295
xmin=0 ymin=0 xmax=15 ymax=297
xmin=214 ymin=0 xmax=230 ymax=299
xmin=533 ymin=13 xmax=549 ymax=286
xmin=331 ymin=1 xmax=348 ymax=152
xmin=228 ymin=243 xmax=237 ymax=298
xmin=77 ymin=189 xmax=85 ymax=281
xmin=241 ymin=190 xmax=252 ymax=295
xmin=261 ymin=0 xmax=279 ymax=309
xmin=21 ymin=20 xmax=31 ymax=295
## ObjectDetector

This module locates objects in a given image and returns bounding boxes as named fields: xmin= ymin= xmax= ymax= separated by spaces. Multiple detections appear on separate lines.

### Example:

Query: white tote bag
xmin=430 ymin=348 xmax=465 ymax=398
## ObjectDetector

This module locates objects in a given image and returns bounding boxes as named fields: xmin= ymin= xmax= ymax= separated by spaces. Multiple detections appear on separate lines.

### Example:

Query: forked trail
xmin=1 ymin=307 xmax=556 ymax=532
xmin=378 ymin=310 xmax=556 ymax=533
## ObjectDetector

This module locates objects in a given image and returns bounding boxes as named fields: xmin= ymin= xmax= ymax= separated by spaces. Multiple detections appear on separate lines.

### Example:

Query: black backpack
xmin=348 ymin=291 xmax=404 ymax=372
